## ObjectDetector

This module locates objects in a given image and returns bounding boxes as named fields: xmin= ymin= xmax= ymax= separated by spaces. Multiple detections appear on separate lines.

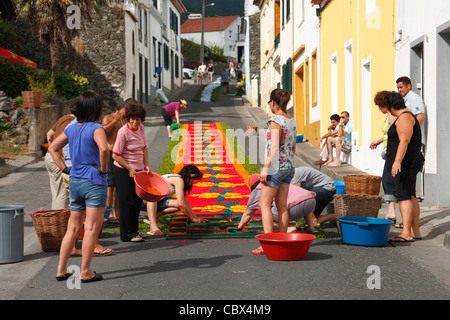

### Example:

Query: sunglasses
xmin=341 ymin=116 xmax=346 ymax=118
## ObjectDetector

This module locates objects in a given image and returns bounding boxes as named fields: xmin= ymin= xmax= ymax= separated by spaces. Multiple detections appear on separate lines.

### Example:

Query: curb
xmin=0 ymin=156 xmax=39 ymax=178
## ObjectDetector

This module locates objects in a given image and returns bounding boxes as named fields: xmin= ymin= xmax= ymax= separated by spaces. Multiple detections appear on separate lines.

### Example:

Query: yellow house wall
xmin=320 ymin=0 xmax=396 ymax=150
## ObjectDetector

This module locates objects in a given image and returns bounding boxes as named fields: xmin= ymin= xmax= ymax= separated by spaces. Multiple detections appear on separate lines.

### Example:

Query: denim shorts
xmin=266 ymin=168 xmax=295 ymax=189
xmin=69 ymin=178 xmax=107 ymax=211
xmin=157 ymin=198 xmax=171 ymax=211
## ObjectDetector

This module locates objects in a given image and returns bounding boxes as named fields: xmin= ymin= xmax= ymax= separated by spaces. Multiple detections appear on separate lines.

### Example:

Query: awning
xmin=0 ymin=47 xmax=37 ymax=68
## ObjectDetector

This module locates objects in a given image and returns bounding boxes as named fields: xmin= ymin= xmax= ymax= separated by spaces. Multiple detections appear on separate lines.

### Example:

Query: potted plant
xmin=22 ymin=73 xmax=56 ymax=108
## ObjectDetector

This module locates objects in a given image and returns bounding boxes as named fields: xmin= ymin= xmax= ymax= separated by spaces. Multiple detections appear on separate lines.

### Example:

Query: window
xmin=132 ymin=31 xmax=135 ymax=55
xmin=145 ymin=58 xmax=148 ymax=103
xmin=175 ymin=54 xmax=179 ymax=78
xmin=144 ymin=10 xmax=148 ymax=47
xmin=170 ymin=9 xmax=178 ymax=35
xmin=312 ymin=50 xmax=318 ymax=106
xmin=286 ymin=0 xmax=290 ymax=23
xmin=139 ymin=55 xmax=143 ymax=104
xmin=132 ymin=74 xmax=136 ymax=100
xmin=164 ymin=43 xmax=169 ymax=70
xmin=138 ymin=7 xmax=142 ymax=42
xmin=152 ymin=0 xmax=158 ymax=9
xmin=331 ymin=52 xmax=338 ymax=115
xmin=282 ymin=58 xmax=293 ymax=93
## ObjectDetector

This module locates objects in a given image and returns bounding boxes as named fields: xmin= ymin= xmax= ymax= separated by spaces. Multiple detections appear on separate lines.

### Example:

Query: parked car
xmin=183 ymin=68 xmax=193 ymax=79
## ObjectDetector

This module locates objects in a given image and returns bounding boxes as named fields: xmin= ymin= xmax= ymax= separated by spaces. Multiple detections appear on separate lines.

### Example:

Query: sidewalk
xmin=245 ymin=102 xmax=450 ymax=286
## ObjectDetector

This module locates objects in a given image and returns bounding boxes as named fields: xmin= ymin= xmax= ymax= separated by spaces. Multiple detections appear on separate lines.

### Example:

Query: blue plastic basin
xmin=337 ymin=216 xmax=394 ymax=247
xmin=296 ymin=134 xmax=304 ymax=143
xmin=334 ymin=181 xmax=346 ymax=194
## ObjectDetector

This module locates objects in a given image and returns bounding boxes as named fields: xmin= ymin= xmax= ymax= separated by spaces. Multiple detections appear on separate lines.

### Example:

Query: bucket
xmin=296 ymin=134 xmax=304 ymax=143
xmin=0 ymin=205 xmax=25 ymax=264
xmin=334 ymin=181 xmax=346 ymax=194
xmin=170 ymin=123 xmax=180 ymax=131
xmin=337 ymin=216 xmax=393 ymax=247
xmin=255 ymin=232 xmax=316 ymax=261
xmin=134 ymin=171 xmax=171 ymax=202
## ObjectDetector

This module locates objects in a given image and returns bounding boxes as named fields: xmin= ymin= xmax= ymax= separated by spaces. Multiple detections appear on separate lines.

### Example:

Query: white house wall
xmin=124 ymin=11 xmax=138 ymax=102
xmin=182 ymin=30 xmax=225 ymax=52
xmin=395 ymin=0 xmax=450 ymax=206
xmin=292 ymin=1 xmax=321 ymax=125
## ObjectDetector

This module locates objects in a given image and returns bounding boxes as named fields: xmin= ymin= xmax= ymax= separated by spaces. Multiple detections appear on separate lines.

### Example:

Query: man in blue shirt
xmin=221 ymin=67 xmax=230 ymax=94
xmin=396 ymin=76 xmax=425 ymax=126
xmin=324 ymin=111 xmax=353 ymax=167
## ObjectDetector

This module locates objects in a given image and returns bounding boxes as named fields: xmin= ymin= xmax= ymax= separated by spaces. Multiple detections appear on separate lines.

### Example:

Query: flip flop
xmin=394 ymin=223 xmax=403 ymax=228
xmin=326 ymin=163 xmax=342 ymax=168
xmin=56 ymin=273 xmax=73 ymax=282
xmin=130 ymin=235 xmax=144 ymax=242
xmin=385 ymin=218 xmax=397 ymax=224
xmin=252 ymin=247 xmax=265 ymax=255
xmin=70 ymin=249 xmax=82 ymax=257
xmin=389 ymin=236 xmax=414 ymax=243
xmin=107 ymin=218 xmax=119 ymax=224
xmin=147 ymin=230 xmax=164 ymax=236
xmin=93 ymin=247 xmax=114 ymax=256
xmin=81 ymin=271 xmax=103 ymax=283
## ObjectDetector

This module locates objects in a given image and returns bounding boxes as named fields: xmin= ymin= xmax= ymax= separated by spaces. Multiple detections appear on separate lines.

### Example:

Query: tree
xmin=18 ymin=0 xmax=106 ymax=70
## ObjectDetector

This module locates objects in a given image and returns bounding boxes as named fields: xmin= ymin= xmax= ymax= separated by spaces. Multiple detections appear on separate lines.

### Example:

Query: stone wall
xmin=72 ymin=5 xmax=127 ymax=111
xmin=11 ymin=4 xmax=126 ymax=113
xmin=248 ymin=13 xmax=260 ymax=78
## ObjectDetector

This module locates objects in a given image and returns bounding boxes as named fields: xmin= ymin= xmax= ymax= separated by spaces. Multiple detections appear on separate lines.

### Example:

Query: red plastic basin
xmin=255 ymin=232 xmax=316 ymax=261
xmin=134 ymin=171 xmax=171 ymax=202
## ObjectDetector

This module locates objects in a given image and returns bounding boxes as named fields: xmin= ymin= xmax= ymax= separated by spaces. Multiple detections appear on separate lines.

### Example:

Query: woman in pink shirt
xmin=161 ymin=99 xmax=187 ymax=138
xmin=112 ymin=103 xmax=150 ymax=242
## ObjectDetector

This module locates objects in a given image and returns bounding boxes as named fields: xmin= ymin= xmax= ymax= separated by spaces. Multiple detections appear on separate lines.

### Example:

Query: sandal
xmin=389 ymin=236 xmax=414 ymax=243
xmin=147 ymin=230 xmax=164 ymax=236
xmin=252 ymin=247 xmax=265 ymax=255
xmin=93 ymin=247 xmax=114 ymax=256
xmin=130 ymin=235 xmax=144 ymax=242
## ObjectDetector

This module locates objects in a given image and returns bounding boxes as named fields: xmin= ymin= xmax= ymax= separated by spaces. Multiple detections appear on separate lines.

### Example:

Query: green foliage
xmin=52 ymin=67 xmax=89 ymax=99
xmin=192 ymin=85 xmax=206 ymax=102
xmin=0 ymin=60 xmax=88 ymax=100
xmin=0 ymin=19 xmax=18 ymax=47
xmin=26 ymin=73 xmax=57 ymax=102
xmin=181 ymin=38 xmax=227 ymax=63
xmin=220 ymin=123 xmax=261 ymax=176
xmin=0 ymin=58 xmax=33 ymax=98
xmin=211 ymin=85 xmax=221 ymax=102
xmin=181 ymin=0 xmax=245 ymax=24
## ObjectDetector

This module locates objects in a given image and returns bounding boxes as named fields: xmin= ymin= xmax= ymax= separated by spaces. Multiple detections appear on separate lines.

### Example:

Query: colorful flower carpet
xmin=166 ymin=122 xmax=264 ymax=240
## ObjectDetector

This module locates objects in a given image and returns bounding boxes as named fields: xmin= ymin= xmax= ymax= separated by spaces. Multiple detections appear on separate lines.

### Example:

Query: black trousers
xmin=112 ymin=165 xmax=141 ymax=241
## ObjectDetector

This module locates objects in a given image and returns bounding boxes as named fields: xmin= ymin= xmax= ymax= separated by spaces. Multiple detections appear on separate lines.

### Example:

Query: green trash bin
xmin=0 ymin=205 xmax=25 ymax=264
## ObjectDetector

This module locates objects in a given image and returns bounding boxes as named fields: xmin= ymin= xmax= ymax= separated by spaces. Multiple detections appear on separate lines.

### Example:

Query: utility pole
xmin=200 ymin=0 xmax=205 ymax=63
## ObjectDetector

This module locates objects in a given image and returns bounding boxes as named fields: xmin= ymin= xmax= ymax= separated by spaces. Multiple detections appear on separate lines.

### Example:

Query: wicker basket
xmin=22 ymin=91 xmax=43 ymax=108
xmin=31 ymin=209 xmax=70 ymax=252
xmin=334 ymin=194 xmax=382 ymax=235
xmin=343 ymin=175 xmax=382 ymax=195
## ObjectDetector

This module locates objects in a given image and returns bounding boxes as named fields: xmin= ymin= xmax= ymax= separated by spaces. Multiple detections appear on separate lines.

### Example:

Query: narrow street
xmin=1 ymin=79 xmax=449 ymax=305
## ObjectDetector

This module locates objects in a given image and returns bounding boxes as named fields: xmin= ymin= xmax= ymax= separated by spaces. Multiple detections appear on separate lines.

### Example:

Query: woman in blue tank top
xmin=48 ymin=91 xmax=109 ymax=283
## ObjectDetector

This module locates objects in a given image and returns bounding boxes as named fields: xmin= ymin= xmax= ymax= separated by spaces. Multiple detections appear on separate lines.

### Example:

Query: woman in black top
xmin=384 ymin=92 xmax=424 ymax=242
